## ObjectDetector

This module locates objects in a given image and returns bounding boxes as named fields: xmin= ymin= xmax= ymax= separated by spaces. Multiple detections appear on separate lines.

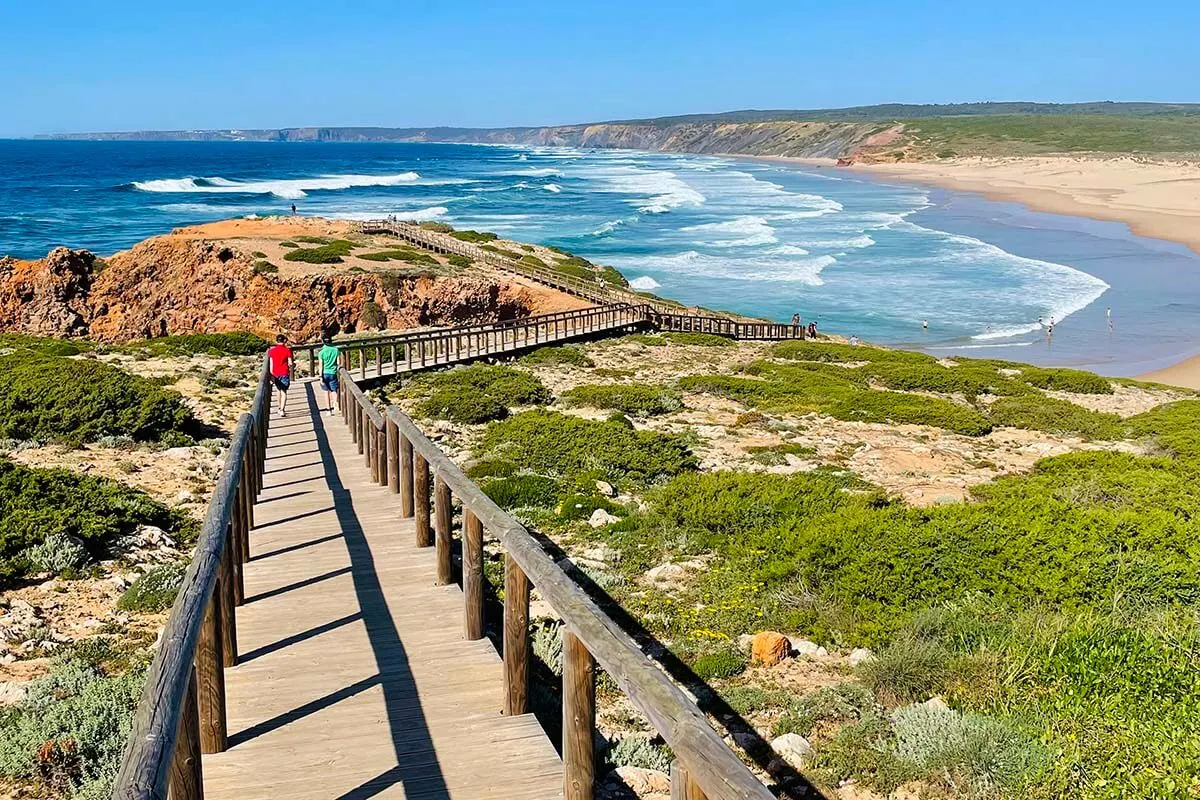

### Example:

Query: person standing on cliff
xmin=266 ymin=334 xmax=294 ymax=417
xmin=318 ymin=334 xmax=341 ymax=415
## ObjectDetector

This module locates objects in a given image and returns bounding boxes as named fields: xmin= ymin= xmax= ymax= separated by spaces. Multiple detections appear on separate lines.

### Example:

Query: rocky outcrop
xmin=0 ymin=237 xmax=561 ymax=343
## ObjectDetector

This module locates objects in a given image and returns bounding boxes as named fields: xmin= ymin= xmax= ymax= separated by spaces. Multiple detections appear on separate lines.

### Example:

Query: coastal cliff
xmin=0 ymin=220 xmax=586 ymax=343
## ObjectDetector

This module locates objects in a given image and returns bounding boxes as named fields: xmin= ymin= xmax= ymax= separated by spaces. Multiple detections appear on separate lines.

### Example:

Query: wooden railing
xmin=337 ymin=370 xmax=774 ymax=800
xmin=291 ymin=304 xmax=652 ymax=380
xmin=651 ymin=311 xmax=804 ymax=340
xmin=351 ymin=219 xmax=698 ymax=315
xmin=112 ymin=361 xmax=272 ymax=800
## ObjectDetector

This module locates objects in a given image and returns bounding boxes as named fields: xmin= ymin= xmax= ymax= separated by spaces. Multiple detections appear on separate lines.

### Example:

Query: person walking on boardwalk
xmin=266 ymin=334 xmax=294 ymax=417
xmin=318 ymin=333 xmax=341 ymax=415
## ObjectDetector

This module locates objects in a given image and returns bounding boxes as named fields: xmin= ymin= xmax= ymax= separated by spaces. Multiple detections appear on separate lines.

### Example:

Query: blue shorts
xmin=321 ymin=374 xmax=340 ymax=392
xmin=272 ymin=375 xmax=291 ymax=392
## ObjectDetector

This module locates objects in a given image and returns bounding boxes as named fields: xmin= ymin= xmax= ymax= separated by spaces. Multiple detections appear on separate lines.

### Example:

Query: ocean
xmin=2 ymin=139 xmax=1199 ymax=375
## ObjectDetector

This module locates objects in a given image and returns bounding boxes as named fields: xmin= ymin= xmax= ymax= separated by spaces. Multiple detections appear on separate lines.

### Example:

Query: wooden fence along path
xmin=112 ymin=280 xmax=809 ymax=799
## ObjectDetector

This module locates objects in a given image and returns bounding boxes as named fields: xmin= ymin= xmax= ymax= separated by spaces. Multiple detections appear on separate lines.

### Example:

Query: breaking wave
xmin=130 ymin=172 xmax=421 ymax=199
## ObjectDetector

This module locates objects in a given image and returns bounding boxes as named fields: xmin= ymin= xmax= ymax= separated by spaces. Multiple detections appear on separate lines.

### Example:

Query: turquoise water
xmin=2 ymin=140 xmax=1198 ymax=374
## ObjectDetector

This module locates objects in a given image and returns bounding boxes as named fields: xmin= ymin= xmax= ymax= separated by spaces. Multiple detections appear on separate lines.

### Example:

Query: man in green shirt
xmin=317 ymin=334 xmax=341 ymax=415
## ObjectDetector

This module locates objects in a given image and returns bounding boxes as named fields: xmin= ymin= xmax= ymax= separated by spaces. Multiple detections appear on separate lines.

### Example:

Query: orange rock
xmin=750 ymin=631 xmax=790 ymax=666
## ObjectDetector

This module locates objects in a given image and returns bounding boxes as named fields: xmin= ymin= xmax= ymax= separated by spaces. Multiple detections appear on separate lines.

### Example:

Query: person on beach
xmin=318 ymin=334 xmax=341 ymax=415
xmin=291 ymin=203 xmax=297 ymax=215
xmin=266 ymin=334 xmax=294 ymax=417
xmin=1107 ymin=306 xmax=1113 ymax=331
xmin=849 ymin=335 xmax=860 ymax=346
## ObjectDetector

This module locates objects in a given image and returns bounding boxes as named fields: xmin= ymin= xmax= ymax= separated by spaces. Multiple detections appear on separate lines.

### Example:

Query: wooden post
xmin=218 ymin=533 xmax=237 ymax=667
xmin=563 ymin=631 xmax=596 ymax=800
xmin=387 ymin=418 xmax=400 ymax=493
xmin=400 ymin=436 xmax=415 ymax=518
xmin=377 ymin=425 xmax=387 ymax=487
xmin=434 ymin=477 xmax=453 ymax=585
xmin=357 ymin=406 xmax=365 ymax=455
xmin=168 ymin=667 xmax=203 ymax=800
xmin=366 ymin=422 xmax=376 ymax=477
xmin=197 ymin=591 xmax=227 ymax=753
xmin=414 ymin=454 xmax=432 ymax=547
xmin=503 ymin=554 xmax=530 ymax=716
xmin=670 ymin=763 xmax=706 ymax=800
xmin=463 ymin=511 xmax=485 ymax=640
xmin=230 ymin=491 xmax=244 ymax=607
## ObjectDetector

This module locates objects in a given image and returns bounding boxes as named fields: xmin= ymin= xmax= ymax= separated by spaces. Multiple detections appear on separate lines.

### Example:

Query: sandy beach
xmin=856 ymin=155 xmax=1200 ymax=257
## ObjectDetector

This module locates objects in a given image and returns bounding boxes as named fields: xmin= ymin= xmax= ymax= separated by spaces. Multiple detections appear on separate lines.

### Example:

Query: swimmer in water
xmin=922 ymin=319 xmax=928 ymax=330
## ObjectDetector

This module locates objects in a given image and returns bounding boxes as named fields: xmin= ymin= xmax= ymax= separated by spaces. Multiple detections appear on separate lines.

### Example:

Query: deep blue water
xmin=2 ymin=140 xmax=1199 ymax=374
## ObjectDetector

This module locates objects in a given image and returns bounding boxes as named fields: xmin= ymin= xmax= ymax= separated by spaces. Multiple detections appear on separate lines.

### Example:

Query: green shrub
xmin=520 ymin=346 xmax=594 ymax=368
xmin=661 ymin=332 xmax=735 ymax=347
xmin=1020 ymin=366 xmax=1113 ymax=394
xmin=481 ymin=245 xmax=522 ymax=260
xmin=479 ymin=410 xmax=697 ymax=485
xmin=450 ymin=230 xmax=498 ymax=243
xmin=560 ymin=384 xmax=683 ymax=416
xmin=597 ymin=265 xmax=627 ymax=286
xmin=124 ymin=331 xmax=269 ymax=357
xmin=592 ymin=367 xmax=635 ymax=379
xmin=465 ymin=459 xmax=520 ymax=480
xmin=282 ymin=239 xmax=355 ymax=264
xmin=771 ymin=341 xmax=917 ymax=364
xmin=1125 ymin=399 xmax=1200 ymax=457
xmin=0 ymin=659 xmax=147 ymax=798
xmin=0 ymin=334 xmax=91 ymax=357
xmin=557 ymin=490 xmax=624 ymax=522
xmin=357 ymin=247 xmax=438 ymax=265
xmin=293 ymin=235 xmax=334 ymax=244
xmin=0 ymin=353 xmax=194 ymax=443
xmin=117 ymin=562 xmax=188 ymax=612
xmin=279 ymin=241 xmax=298 ymax=248
xmin=481 ymin=474 xmax=561 ymax=509
xmin=857 ymin=638 xmax=953 ymax=703
xmin=407 ymin=364 xmax=551 ymax=423
xmin=251 ymin=259 xmax=278 ymax=274
xmin=0 ymin=460 xmax=188 ymax=584
xmin=987 ymin=395 xmax=1121 ymax=438
xmin=446 ymin=254 xmax=472 ymax=268
xmin=251 ymin=250 xmax=267 ymax=258
xmin=531 ymin=621 xmax=564 ymax=675
xmin=419 ymin=221 xmax=453 ymax=233
xmin=606 ymin=736 xmax=673 ymax=772
xmin=692 ymin=645 xmax=748 ymax=680
xmin=519 ymin=254 xmax=547 ymax=268
xmin=26 ymin=532 xmax=90 ymax=574
xmin=827 ymin=390 xmax=993 ymax=436
xmin=625 ymin=334 xmax=667 ymax=347
xmin=889 ymin=702 xmax=1049 ymax=794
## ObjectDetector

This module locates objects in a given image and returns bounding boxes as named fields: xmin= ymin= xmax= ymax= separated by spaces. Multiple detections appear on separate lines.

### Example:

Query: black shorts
xmin=320 ymin=374 xmax=340 ymax=392
xmin=272 ymin=375 xmax=291 ymax=392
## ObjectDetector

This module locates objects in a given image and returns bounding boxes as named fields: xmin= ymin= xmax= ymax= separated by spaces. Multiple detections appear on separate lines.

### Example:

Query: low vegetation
xmin=282 ymin=239 xmax=355 ymax=264
xmin=0 ymin=459 xmax=189 ymax=584
xmin=0 ymin=353 xmax=195 ymax=444
xmin=402 ymin=364 xmax=551 ymax=424
xmin=121 ymin=331 xmax=268 ymax=357
xmin=559 ymin=383 xmax=683 ymax=416
xmin=449 ymin=230 xmax=498 ymax=243
xmin=519 ymin=346 xmax=594 ymax=368
xmin=357 ymin=247 xmax=438 ymax=265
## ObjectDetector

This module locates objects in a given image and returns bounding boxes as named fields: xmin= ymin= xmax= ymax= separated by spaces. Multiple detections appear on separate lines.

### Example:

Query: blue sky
xmin=1 ymin=0 xmax=1197 ymax=136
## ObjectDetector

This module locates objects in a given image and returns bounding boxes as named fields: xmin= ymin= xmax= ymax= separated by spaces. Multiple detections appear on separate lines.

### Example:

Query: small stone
xmin=732 ymin=730 xmax=760 ymax=751
xmin=594 ymin=480 xmax=617 ymax=497
xmin=176 ymin=490 xmax=196 ymax=504
xmin=923 ymin=695 xmax=951 ymax=711
xmin=736 ymin=633 xmax=754 ymax=652
xmin=644 ymin=562 xmax=688 ymax=588
xmin=751 ymin=631 xmax=790 ymax=666
xmin=848 ymin=647 xmax=875 ymax=667
xmin=787 ymin=637 xmax=828 ymax=658
xmin=162 ymin=446 xmax=195 ymax=459
xmin=612 ymin=766 xmax=670 ymax=796
xmin=0 ymin=681 xmax=26 ymax=707
xmin=588 ymin=508 xmax=620 ymax=528
xmin=770 ymin=732 xmax=814 ymax=771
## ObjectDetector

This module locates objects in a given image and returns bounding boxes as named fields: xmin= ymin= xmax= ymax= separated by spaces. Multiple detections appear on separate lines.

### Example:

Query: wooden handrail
xmin=113 ymin=361 xmax=272 ymax=800
xmin=328 ymin=397 xmax=774 ymax=800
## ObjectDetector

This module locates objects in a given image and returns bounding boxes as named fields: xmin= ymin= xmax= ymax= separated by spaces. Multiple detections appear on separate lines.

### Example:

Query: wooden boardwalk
xmin=201 ymin=384 xmax=563 ymax=799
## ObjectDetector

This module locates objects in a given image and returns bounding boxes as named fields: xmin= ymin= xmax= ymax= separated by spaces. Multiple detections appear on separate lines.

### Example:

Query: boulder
xmin=848 ymin=647 xmax=875 ymax=667
xmin=787 ymin=637 xmax=828 ymax=658
xmin=595 ymin=480 xmax=617 ymax=497
xmin=644 ymin=562 xmax=688 ymax=588
xmin=0 ymin=680 xmax=27 ymax=707
xmin=751 ymin=631 xmax=790 ymax=666
xmin=770 ymin=733 xmax=813 ymax=771
xmin=588 ymin=508 xmax=620 ymax=528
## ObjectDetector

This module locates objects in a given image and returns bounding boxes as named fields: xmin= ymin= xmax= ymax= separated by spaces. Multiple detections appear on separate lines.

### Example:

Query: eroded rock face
xmin=0 ymin=238 xmax=550 ymax=343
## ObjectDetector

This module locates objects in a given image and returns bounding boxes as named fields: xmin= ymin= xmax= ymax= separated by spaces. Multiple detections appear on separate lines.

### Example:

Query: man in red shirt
xmin=266 ymin=334 xmax=294 ymax=417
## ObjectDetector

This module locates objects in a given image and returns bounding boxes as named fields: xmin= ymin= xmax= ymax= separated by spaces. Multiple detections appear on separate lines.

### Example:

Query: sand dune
xmin=860 ymin=156 xmax=1200 ymax=256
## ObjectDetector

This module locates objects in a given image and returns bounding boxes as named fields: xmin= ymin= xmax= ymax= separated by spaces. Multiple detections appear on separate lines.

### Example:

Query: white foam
xmin=332 ymin=205 xmax=449 ymax=222
xmin=772 ymin=244 xmax=812 ymax=256
xmin=629 ymin=276 xmax=661 ymax=291
xmin=931 ymin=341 xmax=1036 ymax=350
xmin=509 ymin=167 xmax=563 ymax=177
xmin=612 ymin=250 xmax=834 ymax=285
xmin=681 ymin=216 xmax=777 ymax=247
xmin=592 ymin=219 xmax=626 ymax=236
xmin=570 ymin=164 xmax=705 ymax=214
xmin=132 ymin=172 xmax=421 ymax=199
xmin=543 ymin=183 xmax=562 ymax=193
